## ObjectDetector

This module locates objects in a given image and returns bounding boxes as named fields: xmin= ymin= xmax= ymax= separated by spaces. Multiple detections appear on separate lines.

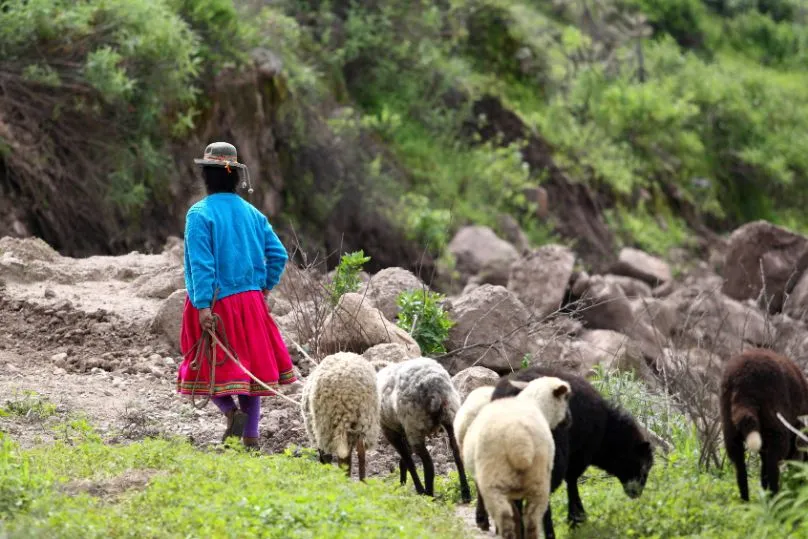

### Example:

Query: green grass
xmin=0 ymin=432 xmax=466 ymax=538
xmin=1 ymin=391 xmax=57 ymax=421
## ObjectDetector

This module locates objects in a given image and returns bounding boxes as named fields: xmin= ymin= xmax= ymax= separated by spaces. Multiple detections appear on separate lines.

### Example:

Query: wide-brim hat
xmin=194 ymin=141 xmax=247 ymax=171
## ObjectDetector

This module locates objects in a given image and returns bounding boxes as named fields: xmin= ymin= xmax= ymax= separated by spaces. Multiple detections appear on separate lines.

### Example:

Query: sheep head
xmin=516 ymin=376 xmax=572 ymax=430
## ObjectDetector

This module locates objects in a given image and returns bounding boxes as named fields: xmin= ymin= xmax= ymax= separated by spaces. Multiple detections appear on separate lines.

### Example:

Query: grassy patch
xmin=0 ymin=433 xmax=467 ymax=538
xmin=1 ymin=391 xmax=57 ymax=421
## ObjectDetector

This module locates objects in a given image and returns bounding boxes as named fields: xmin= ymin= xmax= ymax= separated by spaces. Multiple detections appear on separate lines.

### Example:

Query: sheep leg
xmin=566 ymin=479 xmax=587 ymax=525
xmin=542 ymin=504 xmax=556 ymax=539
xmin=357 ymin=438 xmax=367 ymax=482
xmin=413 ymin=442 xmax=435 ymax=497
xmin=399 ymin=458 xmax=407 ymax=485
xmin=475 ymin=489 xmax=490 ymax=531
xmin=522 ymin=495 xmax=547 ymax=539
xmin=337 ymin=447 xmax=353 ymax=478
xmin=443 ymin=421 xmax=472 ymax=503
xmin=761 ymin=437 xmax=786 ymax=495
xmin=318 ymin=450 xmax=333 ymax=465
xmin=726 ymin=436 xmax=749 ymax=501
xmin=383 ymin=427 xmax=425 ymax=494
xmin=483 ymin=488 xmax=518 ymax=539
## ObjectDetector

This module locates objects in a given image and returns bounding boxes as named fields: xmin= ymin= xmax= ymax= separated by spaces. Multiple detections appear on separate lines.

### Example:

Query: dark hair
xmin=202 ymin=165 xmax=240 ymax=194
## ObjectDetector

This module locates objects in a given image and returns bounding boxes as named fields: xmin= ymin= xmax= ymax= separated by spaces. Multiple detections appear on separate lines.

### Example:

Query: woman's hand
xmin=199 ymin=308 xmax=214 ymax=331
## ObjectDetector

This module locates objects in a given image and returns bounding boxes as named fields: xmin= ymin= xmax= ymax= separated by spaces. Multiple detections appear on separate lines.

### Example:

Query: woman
xmin=177 ymin=141 xmax=297 ymax=448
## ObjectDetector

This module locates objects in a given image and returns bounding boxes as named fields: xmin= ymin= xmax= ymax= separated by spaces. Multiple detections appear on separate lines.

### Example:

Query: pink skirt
xmin=177 ymin=290 xmax=297 ymax=397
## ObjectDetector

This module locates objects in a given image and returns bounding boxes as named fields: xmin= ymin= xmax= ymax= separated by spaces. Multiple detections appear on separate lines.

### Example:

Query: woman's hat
xmin=194 ymin=141 xmax=253 ymax=193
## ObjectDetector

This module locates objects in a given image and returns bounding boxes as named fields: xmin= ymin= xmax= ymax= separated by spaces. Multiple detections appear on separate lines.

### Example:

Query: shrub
xmin=328 ymin=250 xmax=371 ymax=305
xmin=1 ymin=391 xmax=57 ymax=422
xmin=396 ymin=289 xmax=455 ymax=355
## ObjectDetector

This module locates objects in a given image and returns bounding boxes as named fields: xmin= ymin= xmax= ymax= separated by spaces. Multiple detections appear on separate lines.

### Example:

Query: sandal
xmin=242 ymin=436 xmax=260 ymax=452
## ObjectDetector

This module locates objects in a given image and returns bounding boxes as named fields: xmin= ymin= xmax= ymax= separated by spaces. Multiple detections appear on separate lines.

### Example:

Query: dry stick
xmin=777 ymin=413 xmax=808 ymax=445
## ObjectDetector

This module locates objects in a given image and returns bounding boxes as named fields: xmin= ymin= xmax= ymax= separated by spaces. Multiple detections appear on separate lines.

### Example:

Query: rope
xmin=184 ymin=291 xmax=302 ymax=409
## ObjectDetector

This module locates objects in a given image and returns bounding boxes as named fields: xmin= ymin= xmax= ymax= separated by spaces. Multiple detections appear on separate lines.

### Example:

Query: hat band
xmin=204 ymin=153 xmax=239 ymax=173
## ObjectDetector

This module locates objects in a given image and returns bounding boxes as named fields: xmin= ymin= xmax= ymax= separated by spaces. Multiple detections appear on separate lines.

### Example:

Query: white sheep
xmin=453 ymin=385 xmax=496 ymax=453
xmin=377 ymin=357 xmax=471 ymax=503
xmin=300 ymin=351 xmax=380 ymax=480
xmin=463 ymin=376 xmax=572 ymax=539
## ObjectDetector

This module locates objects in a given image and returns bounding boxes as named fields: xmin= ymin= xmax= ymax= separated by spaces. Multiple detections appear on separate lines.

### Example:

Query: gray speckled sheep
xmin=301 ymin=352 xmax=380 ymax=480
xmin=464 ymin=377 xmax=572 ymax=539
xmin=377 ymin=357 xmax=471 ymax=502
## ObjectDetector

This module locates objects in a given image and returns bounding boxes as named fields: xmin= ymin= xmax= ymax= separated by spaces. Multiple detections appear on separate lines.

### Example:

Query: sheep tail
xmin=733 ymin=405 xmax=762 ymax=453
xmin=504 ymin=426 xmax=535 ymax=471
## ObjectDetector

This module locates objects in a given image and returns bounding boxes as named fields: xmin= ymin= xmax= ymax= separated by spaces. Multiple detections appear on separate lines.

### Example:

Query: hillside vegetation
xmin=1 ymin=0 xmax=807 ymax=267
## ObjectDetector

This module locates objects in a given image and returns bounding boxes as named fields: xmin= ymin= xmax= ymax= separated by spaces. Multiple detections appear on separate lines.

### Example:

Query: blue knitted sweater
xmin=183 ymin=193 xmax=288 ymax=309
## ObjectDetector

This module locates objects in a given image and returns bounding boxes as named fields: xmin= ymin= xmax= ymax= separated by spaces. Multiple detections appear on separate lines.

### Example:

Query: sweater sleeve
xmin=185 ymin=210 xmax=216 ymax=309
xmin=263 ymin=217 xmax=288 ymax=291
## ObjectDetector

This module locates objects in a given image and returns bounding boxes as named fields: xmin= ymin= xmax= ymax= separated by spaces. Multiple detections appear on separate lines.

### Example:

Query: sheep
xmin=488 ymin=366 xmax=654 ymax=538
xmin=377 ymin=357 xmax=472 ymax=503
xmin=463 ymin=376 xmax=572 ymax=539
xmin=300 ymin=352 xmax=380 ymax=480
xmin=453 ymin=385 xmax=496 ymax=453
xmin=720 ymin=348 xmax=808 ymax=501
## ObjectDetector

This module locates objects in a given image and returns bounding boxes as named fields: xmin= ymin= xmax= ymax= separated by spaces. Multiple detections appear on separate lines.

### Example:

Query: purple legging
xmin=212 ymin=395 xmax=261 ymax=438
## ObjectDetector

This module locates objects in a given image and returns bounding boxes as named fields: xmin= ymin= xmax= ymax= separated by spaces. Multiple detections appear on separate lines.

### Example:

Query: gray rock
xmin=361 ymin=267 xmax=424 ymax=321
xmin=448 ymin=226 xmax=519 ymax=279
xmin=611 ymin=248 xmax=672 ymax=286
xmin=451 ymin=366 xmax=500 ymax=401
xmin=151 ymin=289 xmax=187 ymax=352
xmin=508 ymin=244 xmax=575 ymax=319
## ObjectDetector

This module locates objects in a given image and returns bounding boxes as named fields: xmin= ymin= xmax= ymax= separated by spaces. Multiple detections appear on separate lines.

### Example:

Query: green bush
xmin=328 ymin=250 xmax=371 ymax=305
xmin=396 ymin=289 xmax=455 ymax=355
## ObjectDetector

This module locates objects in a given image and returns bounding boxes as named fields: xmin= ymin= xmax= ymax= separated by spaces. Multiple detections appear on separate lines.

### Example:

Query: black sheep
xmin=720 ymin=348 xmax=808 ymax=501
xmin=478 ymin=366 xmax=654 ymax=539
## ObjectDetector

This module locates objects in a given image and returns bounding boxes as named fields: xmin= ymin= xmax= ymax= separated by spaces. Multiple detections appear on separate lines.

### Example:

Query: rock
xmin=508 ymin=244 xmax=575 ymax=319
xmin=578 ymin=330 xmax=651 ymax=379
xmin=722 ymin=220 xmax=808 ymax=314
xmin=132 ymin=268 xmax=185 ymax=299
xmin=497 ymin=214 xmax=531 ymax=254
xmin=784 ymin=270 xmax=808 ymax=321
xmin=44 ymin=288 xmax=56 ymax=299
xmin=362 ymin=267 xmax=424 ymax=321
xmin=276 ymin=265 xmax=324 ymax=303
xmin=319 ymin=293 xmax=421 ymax=356
xmin=362 ymin=343 xmax=418 ymax=364
xmin=603 ymin=274 xmax=653 ymax=298
xmin=448 ymin=226 xmax=519 ymax=279
xmin=443 ymin=285 xmax=530 ymax=375
xmin=0 ymin=236 xmax=59 ymax=262
xmin=667 ymin=286 xmax=773 ymax=358
xmin=267 ymin=295 xmax=293 ymax=318
xmin=151 ymin=289 xmax=187 ymax=351
xmin=610 ymin=248 xmax=672 ymax=287
xmin=451 ymin=366 xmax=500 ymax=401
xmin=655 ymin=348 xmax=723 ymax=385
xmin=629 ymin=297 xmax=678 ymax=339
xmin=51 ymin=352 xmax=68 ymax=363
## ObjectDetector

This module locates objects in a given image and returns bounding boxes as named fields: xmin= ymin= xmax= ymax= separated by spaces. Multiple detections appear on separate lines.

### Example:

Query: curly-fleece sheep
xmin=301 ymin=352 xmax=380 ymax=480
xmin=377 ymin=357 xmax=471 ymax=503
xmin=720 ymin=348 xmax=808 ymax=501
xmin=463 ymin=376 xmax=572 ymax=539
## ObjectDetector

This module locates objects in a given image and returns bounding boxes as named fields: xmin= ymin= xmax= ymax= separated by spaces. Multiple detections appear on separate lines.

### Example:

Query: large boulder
xmin=667 ymin=286 xmax=773 ymax=359
xmin=722 ymin=220 xmax=808 ymax=314
xmin=578 ymin=329 xmax=651 ymax=380
xmin=610 ymin=248 xmax=672 ymax=287
xmin=784 ymin=270 xmax=808 ymax=321
xmin=452 ymin=366 xmax=501 ymax=401
xmin=361 ymin=267 xmax=424 ymax=321
xmin=603 ymin=274 xmax=653 ymax=299
xmin=132 ymin=267 xmax=185 ymax=299
xmin=151 ymin=289 xmax=187 ymax=351
xmin=443 ymin=284 xmax=531 ymax=375
xmin=362 ymin=343 xmax=419 ymax=364
xmin=319 ymin=293 xmax=421 ymax=356
xmin=508 ymin=244 xmax=575 ymax=319
xmin=448 ymin=226 xmax=519 ymax=279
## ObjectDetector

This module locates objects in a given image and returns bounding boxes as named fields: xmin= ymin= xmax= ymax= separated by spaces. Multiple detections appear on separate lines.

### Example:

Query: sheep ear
xmin=510 ymin=380 xmax=529 ymax=390
xmin=553 ymin=383 xmax=570 ymax=399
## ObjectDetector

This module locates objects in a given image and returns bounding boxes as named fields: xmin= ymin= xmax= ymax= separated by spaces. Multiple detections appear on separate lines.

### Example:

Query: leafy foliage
xmin=396 ymin=289 xmax=455 ymax=355
xmin=328 ymin=250 xmax=371 ymax=305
